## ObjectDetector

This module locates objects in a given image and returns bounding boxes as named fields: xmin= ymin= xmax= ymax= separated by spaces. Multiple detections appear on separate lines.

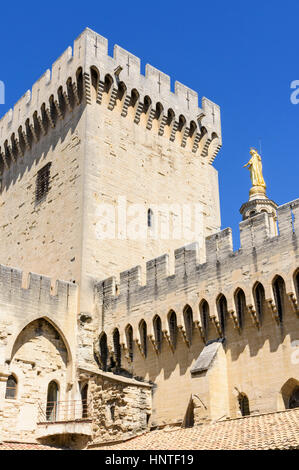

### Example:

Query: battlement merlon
xmin=0 ymin=264 xmax=78 ymax=312
xmin=94 ymin=198 xmax=299 ymax=302
xmin=0 ymin=27 xmax=221 ymax=162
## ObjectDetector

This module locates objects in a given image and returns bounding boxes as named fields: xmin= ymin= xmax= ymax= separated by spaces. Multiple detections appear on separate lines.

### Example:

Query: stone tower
xmin=0 ymin=28 xmax=222 ymax=313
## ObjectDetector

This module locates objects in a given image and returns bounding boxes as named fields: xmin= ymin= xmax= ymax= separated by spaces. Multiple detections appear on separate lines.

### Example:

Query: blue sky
xmin=0 ymin=0 xmax=298 ymax=248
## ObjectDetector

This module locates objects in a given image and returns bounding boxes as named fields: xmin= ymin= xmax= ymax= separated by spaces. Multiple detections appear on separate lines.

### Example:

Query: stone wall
xmin=92 ymin=200 xmax=299 ymax=426
xmin=1 ymin=319 xmax=68 ymax=442
xmin=79 ymin=367 xmax=152 ymax=446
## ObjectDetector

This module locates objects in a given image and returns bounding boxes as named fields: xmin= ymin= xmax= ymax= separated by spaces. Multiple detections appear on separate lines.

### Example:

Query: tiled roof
xmin=0 ymin=441 xmax=62 ymax=450
xmin=95 ymin=408 xmax=299 ymax=450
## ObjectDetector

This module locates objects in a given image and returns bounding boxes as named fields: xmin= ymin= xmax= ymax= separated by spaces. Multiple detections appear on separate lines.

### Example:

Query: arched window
xmin=235 ymin=289 xmax=246 ymax=330
xmin=273 ymin=276 xmax=285 ymax=323
xmin=147 ymin=208 xmax=154 ymax=228
xmin=238 ymin=393 xmax=250 ymax=416
xmin=126 ymin=325 xmax=134 ymax=361
xmin=81 ymin=383 xmax=88 ymax=418
xmin=183 ymin=305 xmax=193 ymax=345
xmin=289 ymin=387 xmax=299 ymax=409
xmin=46 ymin=381 xmax=59 ymax=422
xmin=5 ymin=375 xmax=17 ymax=400
xmin=153 ymin=315 xmax=162 ymax=352
xmin=99 ymin=333 xmax=108 ymax=371
xmin=254 ymin=283 xmax=265 ymax=323
xmin=217 ymin=295 xmax=227 ymax=335
xmin=139 ymin=320 xmax=147 ymax=358
xmin=199 ymin=300 xmax=209 ymax=338
xmin=113 ymin=329 xmax=121 ymax=368
xmin=168 ymin=311 xmax=177 ymax=349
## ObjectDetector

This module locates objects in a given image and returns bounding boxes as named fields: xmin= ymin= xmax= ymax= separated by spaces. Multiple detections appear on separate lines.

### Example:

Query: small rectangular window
xmin=35 ymin=162 xmax=51 ymax=203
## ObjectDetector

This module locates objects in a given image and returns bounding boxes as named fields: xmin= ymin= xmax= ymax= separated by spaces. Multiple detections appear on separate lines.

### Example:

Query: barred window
xmin=5 ymin=375 xmax=17 ymax=399
xmin=36 ymin=163 xmax=51 ymax=203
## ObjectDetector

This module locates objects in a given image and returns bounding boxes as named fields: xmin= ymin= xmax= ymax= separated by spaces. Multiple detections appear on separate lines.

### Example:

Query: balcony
xmin=36 ymin=400 xmax=92 ymax=446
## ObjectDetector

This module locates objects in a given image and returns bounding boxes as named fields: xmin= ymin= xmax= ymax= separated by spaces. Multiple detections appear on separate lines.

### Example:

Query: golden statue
xmin=243 ymin=148 xmax=266 ymax=190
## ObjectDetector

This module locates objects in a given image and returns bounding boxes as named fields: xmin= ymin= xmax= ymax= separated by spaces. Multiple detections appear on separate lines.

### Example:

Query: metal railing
xmin=37 ymin=400 xmax=92 ymax=423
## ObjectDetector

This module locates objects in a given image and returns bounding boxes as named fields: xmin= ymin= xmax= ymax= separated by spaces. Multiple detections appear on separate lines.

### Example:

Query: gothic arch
xmin=253 ymin=282 xmax=265 ymax=324
xmin=216 ymin=294 xmax=228 ymax=336
xmin=125 ymin=324 xmax=134 ymax=361
xmin=168 ymin=310 xmax=177 ymax=349
xmin=183 ymin=305 xmax=193 ymax=345
xmin=234 ymin=288 xmax=246 ymax=330
xmin=6 ymin=315 xmax=72 ymax=366
xmin=272 ymin=275 xmax=286 ymax=323
xmin=153 ymin=315 xmax=163 ymax=352
xmin=139 ymin=319 xmax=147 ymax=358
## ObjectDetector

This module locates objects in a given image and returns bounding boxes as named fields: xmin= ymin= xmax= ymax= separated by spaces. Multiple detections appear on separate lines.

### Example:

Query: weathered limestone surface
xmin=0 ymin=27 xmax=298 ymax=449
xmin=93 ymin=203 xmax=299 ymax=426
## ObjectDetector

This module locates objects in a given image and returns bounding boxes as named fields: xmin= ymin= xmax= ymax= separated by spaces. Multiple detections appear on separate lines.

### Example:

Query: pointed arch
xmin=168 ymin=310 xmax=177 ymax=349
xmin=199 ymin=299 xmax=209 ymax=338
xmin=46 ymin=380 xmax=59 ymax=421
xmin=153 ymin=315 xmax=162 ymax=352
xmin=113 ymin=328 xmax=121 ymax=368
xmin=5 ymin=374 xmax=17 ymax=400
xmin=99 ymin=332 xmax=108 ymax=371
xmin=7 ymin=315 xmax=72 ymax=366
xmin=125 ymin=324 xmax=134 ymax=361
xmin=217 ymin=294 xmax=228 ymax=335
xmin=234 ymin=288 xmax=246 ymax=330
xmin=253 ymin=282 xmax=265 ymax=324
xmin=183 ymin=305 xmax=193 ymax=345
xmin=139 ymin=320 xmax=147 ymax=358
xmin=272 ymin=275 xmax=286 ymax=323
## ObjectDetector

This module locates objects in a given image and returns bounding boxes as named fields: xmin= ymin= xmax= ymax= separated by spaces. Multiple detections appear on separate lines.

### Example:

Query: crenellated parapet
xmin=0 ymin=28 xmax=221 ymax=173
xmin=0 ymin=264 xmax=78 ymax=364
xmin=0 ymin=264 xmax=77 ymax=307
xmin=94 ymin=198 xmax=299 ymax=349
